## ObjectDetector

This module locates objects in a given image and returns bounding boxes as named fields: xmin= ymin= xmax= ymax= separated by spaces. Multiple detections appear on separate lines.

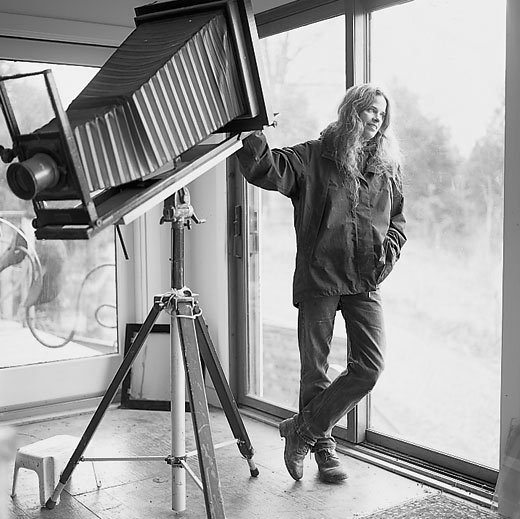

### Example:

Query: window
xmin=368 ymin=0 xmax=505 ymax=470
xmin=0 ymin=61 xmax=117 ymax=368
xmin=245 ymin=16 xmax=346 ymax=409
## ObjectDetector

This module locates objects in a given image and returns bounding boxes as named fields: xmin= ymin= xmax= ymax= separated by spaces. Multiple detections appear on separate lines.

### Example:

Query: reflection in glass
xmin=369 ymin=0 xmax=505 ymax=468
xmin=0 ymin=61 xmax=117 ymax=368
xmin=247 ymin=17 xmax=346 ymax=410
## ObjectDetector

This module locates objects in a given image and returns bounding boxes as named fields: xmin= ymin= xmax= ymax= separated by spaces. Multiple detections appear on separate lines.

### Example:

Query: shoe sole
xmin=319 ymin=470 xmax=349 ymax=483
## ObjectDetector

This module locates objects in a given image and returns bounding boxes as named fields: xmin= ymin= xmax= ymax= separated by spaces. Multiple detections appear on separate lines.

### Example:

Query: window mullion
xmin=345 ymin=0 xmax=370 ymax=88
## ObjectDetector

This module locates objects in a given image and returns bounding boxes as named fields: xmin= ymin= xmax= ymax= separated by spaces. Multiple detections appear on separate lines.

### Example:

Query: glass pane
xmin=3 ymin=73 xmax=56 ymax=135
xmin=0 ymin=61 xmax=118 ymax=368
xmin=246 ymin=17 xmax=346 ymax=409
xmin=369 ymin=0 xmax=505 ymax=469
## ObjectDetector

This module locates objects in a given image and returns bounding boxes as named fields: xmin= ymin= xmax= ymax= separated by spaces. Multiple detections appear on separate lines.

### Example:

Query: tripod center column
xmin=170 ymin=312 xmax=187 ymax=511
xmin=170 ymin=212 xmax=187 ymax=511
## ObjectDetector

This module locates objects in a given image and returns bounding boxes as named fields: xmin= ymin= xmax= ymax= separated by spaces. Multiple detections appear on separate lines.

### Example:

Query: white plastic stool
xmin=11 ymin=435 xmax=80 ymax=506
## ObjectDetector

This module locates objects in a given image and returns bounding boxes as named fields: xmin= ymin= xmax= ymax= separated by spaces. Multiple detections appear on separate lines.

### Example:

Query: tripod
xmin=45 ymin=188 xmax=258 ymax=519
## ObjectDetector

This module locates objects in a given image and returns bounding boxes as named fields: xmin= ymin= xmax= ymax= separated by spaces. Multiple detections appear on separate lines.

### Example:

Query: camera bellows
xmin=62 ymin=10 xmax=247 ymax=191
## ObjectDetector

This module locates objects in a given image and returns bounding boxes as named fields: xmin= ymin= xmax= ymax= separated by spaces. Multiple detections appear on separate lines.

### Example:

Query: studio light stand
xmin=45 ymin=187 xmax=258 ymax=519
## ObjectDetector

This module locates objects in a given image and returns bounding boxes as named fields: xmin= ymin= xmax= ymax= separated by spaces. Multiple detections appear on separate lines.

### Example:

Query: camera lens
xmin=7 ymin=153 xmax=59 ymax=200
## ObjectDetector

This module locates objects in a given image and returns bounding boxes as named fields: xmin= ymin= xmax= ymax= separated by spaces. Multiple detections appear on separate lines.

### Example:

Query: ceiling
xmin=0 ymin=0 xmax=296 ymax=64
xmin=0 ymin=0 xmax=293 ymax=27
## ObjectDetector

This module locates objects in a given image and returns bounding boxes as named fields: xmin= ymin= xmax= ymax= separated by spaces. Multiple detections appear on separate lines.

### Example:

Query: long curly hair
xmin=321 ymin=84 xmax=402 ymax=204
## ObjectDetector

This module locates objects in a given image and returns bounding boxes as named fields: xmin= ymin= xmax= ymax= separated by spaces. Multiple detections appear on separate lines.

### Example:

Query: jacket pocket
xmin=375 ymin=238 xmax=395 ymax=285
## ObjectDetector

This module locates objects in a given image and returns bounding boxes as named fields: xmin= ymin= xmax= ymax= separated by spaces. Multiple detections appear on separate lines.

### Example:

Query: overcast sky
xmin=371 ymin=0 xmax=507 ymax=155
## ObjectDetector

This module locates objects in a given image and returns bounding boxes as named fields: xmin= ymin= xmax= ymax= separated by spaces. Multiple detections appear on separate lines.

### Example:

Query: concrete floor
xmin=4 ymin=407 xmax=444 ymax=518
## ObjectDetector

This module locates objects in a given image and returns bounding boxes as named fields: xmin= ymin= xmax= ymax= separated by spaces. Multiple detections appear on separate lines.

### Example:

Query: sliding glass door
xmin=368 ymin=0 xmax=505 ymax=471
xmin=239 ymin=0 xmax=505 ymax=479
xmin=243 ymin=15 xmax=346 ymax=412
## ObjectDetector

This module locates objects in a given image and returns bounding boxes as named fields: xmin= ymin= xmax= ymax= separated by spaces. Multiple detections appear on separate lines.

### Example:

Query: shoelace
xmin=315 ymin=448 xmax=339 ymax=462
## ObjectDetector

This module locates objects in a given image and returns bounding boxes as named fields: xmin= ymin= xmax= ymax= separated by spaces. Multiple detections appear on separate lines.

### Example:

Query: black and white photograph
xmin=0 ymin=0 xmax=517 ymax=518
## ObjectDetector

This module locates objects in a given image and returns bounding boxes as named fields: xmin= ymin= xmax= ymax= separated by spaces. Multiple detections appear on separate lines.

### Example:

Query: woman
xmin=236 ymin=83 xmax=406 ymax=483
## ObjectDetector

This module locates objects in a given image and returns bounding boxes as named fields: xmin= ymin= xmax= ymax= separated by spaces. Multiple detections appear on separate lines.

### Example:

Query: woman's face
xmin=359 ymin=94 xmax=387 ymax=141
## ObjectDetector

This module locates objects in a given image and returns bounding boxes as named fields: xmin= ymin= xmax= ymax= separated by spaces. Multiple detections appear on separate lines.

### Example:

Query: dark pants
xmin=295 ymin=290 xmax=386 ymax=449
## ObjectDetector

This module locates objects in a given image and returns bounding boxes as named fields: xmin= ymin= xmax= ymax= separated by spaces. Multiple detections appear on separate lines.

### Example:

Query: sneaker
xmin=314 ymin=447 xmax=348 ymax=483
xmin=278 ymin=415 xmax=311 ymax=481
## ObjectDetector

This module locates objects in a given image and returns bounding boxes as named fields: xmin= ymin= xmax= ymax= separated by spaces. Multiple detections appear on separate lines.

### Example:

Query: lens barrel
xmin=6 ymin=153 xmax=59 ymax=200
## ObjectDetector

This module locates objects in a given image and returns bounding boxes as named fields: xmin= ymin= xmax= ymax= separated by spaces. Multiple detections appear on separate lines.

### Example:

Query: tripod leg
xmin=195 ymin=314 xmax=259 ymax=477
xmin=45 ymin=302 xmax=163 ymax=509
xmin=176 ymin=301 xmax=226 ymax=519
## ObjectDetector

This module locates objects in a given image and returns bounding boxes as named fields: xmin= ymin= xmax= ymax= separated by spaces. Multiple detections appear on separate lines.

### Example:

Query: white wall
xmin=127 ymin=162 xmax=230 ymax=406
xmin=188 ymin=163 xmax=231 ymax=403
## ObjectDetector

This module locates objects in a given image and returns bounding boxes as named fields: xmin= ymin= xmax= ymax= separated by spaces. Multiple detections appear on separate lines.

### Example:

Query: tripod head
xmin=160 ymin=188 xmax=206 ymax=229
xmin=159 ymin=187 xmax=206 ymax=289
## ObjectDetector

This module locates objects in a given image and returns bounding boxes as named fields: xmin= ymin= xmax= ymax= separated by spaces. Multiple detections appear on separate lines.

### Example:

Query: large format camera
xmin=0 ymin=0 xmax=270 ymax=239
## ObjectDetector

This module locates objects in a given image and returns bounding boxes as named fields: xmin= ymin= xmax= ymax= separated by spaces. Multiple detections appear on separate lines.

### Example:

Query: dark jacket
xmin=236 ymin=131 xmax=406 ymax=306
